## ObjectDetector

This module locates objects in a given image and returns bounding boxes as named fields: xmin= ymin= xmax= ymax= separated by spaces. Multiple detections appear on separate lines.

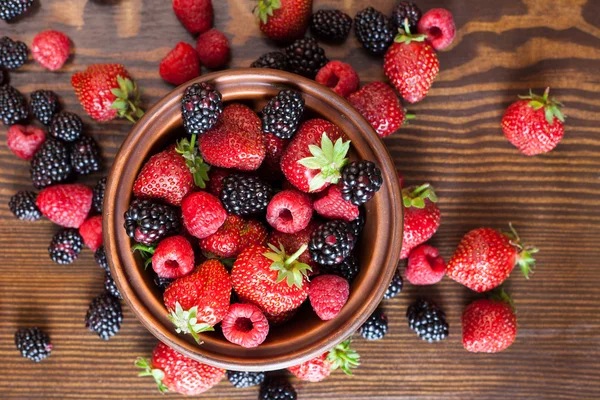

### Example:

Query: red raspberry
xmin=152 ymin=235 xmax=195 ymax=279
xmin=79 ymin=215 xmax=103 ymax=251
xmin=221 ymin=303 xmax=269 ymax=348
xmin=266 ymin=189 xmax=312 ymax=234
xmin=159 ymin=42 xmax=200 ymax=85
xmin=6 ymin=124 xmax=46 ymax=160
xmin=417 ymin=8 xmax=456 ymax=51
xmin=348 ymin=82 xmax=406 ymax=138
xmin=37 ymin=184 xmax=92 ymax=228
xmin=181 ymin=191 xmax=227 ymax=239
xmin=31 ymin=30 xmax=71 ymax=71
xmin=406 ymin=245 xmax=446 ymax=285
xmin=195 ymin=29 xmax=230 ymax=69
xmin=315 ymin=61 xmax=359 ymax=98
xmin=313 ymin=185 xmax=359 ymax=222
xmin=172 ymin=0 xmax=213 ymax=34
xmin=308 ymin=274 xmax=349 ymax=320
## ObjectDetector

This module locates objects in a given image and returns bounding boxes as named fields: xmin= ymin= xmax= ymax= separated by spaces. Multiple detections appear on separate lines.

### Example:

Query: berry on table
xmin=417 ymin=8 xmax=456 ymax=51
xmin=7 ymin=124 xmax=46 ymax=161
xmin=220 ymin=175 xmax=274 ymax=217
xmin=354 ymin=7 xmax=395 ymax=56
xmin=159 ymin=42 xmax=200 ymax=86
xmin=85 ymin=291 xmax=123 ymax=340
xmin=9 ymin=191 xmax=41 ymax=221
xmin=172 ymin=0 xmax=213 ymax=35
xmin=181 ymin=82 xmax=223 ymax=136
xmin=259 ymin=376 xmax=297 ymax=400
xmin=123 ymin=199 xmax=181 ymax=245
xmin=196 ymin=29 xmax=230 ymax=69
xmin=151 ymin=235 xmax=195 ymax=279
xmin=406 ymin=298 xmax=449 ymax=342
xmin=309 ymin=274 xmax=349 ymax=320
xmin=31 ymin=30 xmax=71 ymax=71
xmin=37 ymin=184 xmax=93 ymax=228
xmin=0 ymin=84 xmax=28 ymax=125
xmin=288 ymin=338 xmax=360 ymax=381
xmin=30 ymin=90 xmax=60 ymax=125
xmin=226 ymin=370 xmax=265 ymax=388
xmin=92 ymin=177 xmax=107 ymax=213
xmin=104 ymin=271 xmax=122 ymax=299
xmin=266 ymin=189 xmax=312 ymax=234
xmin=0 ymin=0 xmax=33 ymax=21
xmin=95 ymin=246 xmax=110 ymax=272
xmin=254 ymin=0 xmax=311 ymax=43
xmin=48 ymin=228 xmax=84 ymax=264
xmin=339 ymin=160 xmax=383 ymax=206
xmin=360 ymin=307 xmax=388 ymax=340
xmin=261 ymin=89 xmax=305 ymax=140
xmin=400 ymin=183 xmax=441 ymax=259
xmin=70 ymin=135 xmax=102 ymax=175
xmin=383 ymin=266 xmax=403 ymax=299
xmin=309 ymin=220 xmax=356 ymax=265
xmin=406 ymin=244 xmax=446 ymax=285
xmin=250 ymin=51 xmax=289 ymax=70
xmin=313 ymin=185 xmax=359 ymax=222
xmin=284 ymin=37 xmax=329 ymax=79
xmin=315 ymin=61 xmax=359 ymax=98
xmin=310 ymin=9 xmax=353 ymax=42
xmin=79 ymin=215 xmax=103 ymax=251
xmin=391 ymin=2 xmax=422 ymax=32
xmin=0 ymin=36 xmax=28 ymax=70
xmin=322 ymin=253 xmax=359 ymax=282
xmin=14 ymin=327 xmax=52 ymax=362
xmin=181 ymin=191 xmax=226 ymax=239
xmin=221 ymin=303 xmax=270 ymax=348
xmin=50 ymin=111 xmax=83 ymax=142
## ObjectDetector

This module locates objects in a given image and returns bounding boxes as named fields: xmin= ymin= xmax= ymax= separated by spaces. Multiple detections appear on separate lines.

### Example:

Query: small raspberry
xmin=406 ymin=245 xmax=446 ymax=285
xmin=195 ymin=29 xmax=230 ymax=69
xmin=206 ymin=168 xmax=231 ymax=197
xmin=417 ymin=8 xmax=456 ymax=51
xmin=159 ymin=42 xmax=200 ymax=85
xmin=313 ymin=185 xmax=359 ymax=222
xmin=309 ymin=274 xmax=349 ymax=320
xmin=78 ymin=215 xmax=103 ymax=251
xmin=37 ymin=184 xmax=93 ymax=228
xmin=199 ymin=214 xmax=245 ymax=258
xmin=221 ymin=303 xmax=269 ymax=348
xmin=7 ymin=124 xmax=46 ymax=160
xmin=266 ymin=189 xmax=313 ymax=234
xmin=315 ymin=61 xmax=359 ymax=98
xmin=181 ymin=191 xmax=227 ymax=239
xmin=152 ymin=235 xmax=195 ymax=279
xmin=31 ymin=30 xmax=71 ymax=71
xmin=173 ymin=0 xmax=213 ymax=34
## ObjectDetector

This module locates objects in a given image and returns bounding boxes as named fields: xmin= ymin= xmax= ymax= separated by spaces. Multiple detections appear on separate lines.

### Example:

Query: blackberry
xmin=259 ymin=376 xmax=297 ymax=400
xmin=123 ymin=199 xmax=181 ymax=245
xmin=323 ymin=253 xmax=359 ymax=282
xmin=50 ymin=111 xmax=83 ymax=142
xmin=355 ymin=7 xmax=395 ymax=56
xmin=220 ymin=175 xmax=274 ymax=216
xmin=284 ymin=37 xmax=328 ymax=79
xmin=30 ymin=90 xmax=60 ymax=125
xmin=181 ymin=82 xmax=223 ymax=136
xmin=340 ymin=161 xmax=383 ymax=206
xmin=70 ymin=135 xmax=101 ymax=175
xmin=360 ymin=307 xmax=388 ymax=340
xmin=154 ymin=275 xmax=173 ymax=292
xmin=391 ymin=2 xmax=422 ymax=32
xmin=0 ymin=0 xmax=34 ymax=21
xmin=406 ymin=298 xmax=449 ymax=343
xmin=0 ymin=36 xmax=28 ymax=69
xmin=310 ymin=9 xmax=353 ymax=42
xmin=85 ymin=291 xmax=123 ymax=340
xmin=30 ymin=139 xmax=72 ymax=189
xmin=94 ymin=246 xmax=110 ymax=272
xmin=104 ymin=271 xmax=122 ymax=299
xmin=0 ymin=68 xmax=6 ymax=85
xmin=227 ymin=370 xmax=265 ymax=388
xmin=251 ymin=51 xmax=289 ymax=71
xmin=349 ymin=208 xmax=365 ymax=238
xmin=383 ymin=267 xmax=403 ymax=299
xmin=92 ymin=177 xmax=107 ymax=213
xmin=0 ymin=84 xmax=28 ymax=125
xmin=9 ymin=191 xmax=41 ymax=221
xmin=309 ymin=220 xmax=356 ymax=265
xmin=261 ymin=89 xmax=304 ymax=139
xmin=14 ymin=327 xmax=52 ymax=362
xmin=48 ymin=228 xmax=83 ymax=264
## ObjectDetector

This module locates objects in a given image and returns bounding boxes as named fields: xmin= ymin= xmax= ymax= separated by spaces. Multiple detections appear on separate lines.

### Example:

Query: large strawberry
xmin=400 ymin=184 xmax=441 ymax=259
xmin=446 ymin=224 xmax=538 ymax=292
xmin=287 ymin=339 xmax=359 ymax=382
xmin=71 ymin=64 xmax=144 ymax=122
xmin=254 ymin=0 xmax=312 ymax=42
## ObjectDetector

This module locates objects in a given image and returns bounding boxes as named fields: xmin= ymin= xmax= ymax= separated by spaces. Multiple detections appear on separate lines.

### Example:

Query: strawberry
xmin=206 ymin=167 xmax=231 ymax=196
xmin=280 ymin=119 xmax=349 ymax=193
xmin=254 ymin=0 xmax=312 ymax=42
xmin=164 ymin=259 xmax=232 ymax=343
xmin=199 ymin=103 xmax=265 ymax=171
xmin=71 ymin=63 xmax=144 ymax=123
xmin=384 ymin=21 xmax=439 ymax=104
xmin=31 ymin=30 xmax=71 ymax=71
xmin=79 ymin=215 xmax=103 ymax=251
xmin=287 ymin=339 xmax=359 ymax=382
xmin=159 ymin=42 xmax=201 ymax=86
xmin=268 ymin=220 xmax=318 ymax=271
xmin=313 ymin=185 xmax=359 ymax=222
xmin=308 ymin=274 xmax=349 ymax=321
xmin=37 ymin=184 xmax=92 ymax=228
xmin=259 ymin=133 xmax=289 ymax=181
xmin=152 ymin=235 xmax=195 ymax=279
xmin=501 ymin=88 xmax=565 ymax=156
xmin=6 ymin=124 xmax=46 ymax=160
xmin=400 ymin=184 xmax=441 ymax=259
xmin=173 ymin=0 xmax=213 ymax=35
xmin=221 ymin=303 xmax=269 ymax=348
xmin=239 ymin=220 xmax=268 ymax=250
xmin=200 ymin=214 xmax=267 ymax=258
xmin=195 ymin=29 xmax=230 ymax=69
xmin=136 ymin=342 xmax=225 ymax=395
xmin=264 ymin=308 xmax=297 ymax=326
xmin=181 ymin=191 xmax=227 ymax=239
xmin=266 ymin=189 xmax=313 ymax=234
xmin=446 ymin=224 xmax=538 ymax=293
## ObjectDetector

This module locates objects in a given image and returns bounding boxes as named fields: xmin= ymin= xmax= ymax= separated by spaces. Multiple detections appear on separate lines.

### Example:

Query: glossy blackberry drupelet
xmin=48 ymin=228 xmax=84 ymax=264
xmin=227 ymin=370 xmax=266 ymax=388
xmin=50 ymin=111 xmax=83 ymax=142
xmin=340 ymin=161 xmax=383 ymax=206
xmin=70 ymin=135 xmax=101 ymax=175
xmin=0 ymin=36 xmax=28 ymax=69
xmin=310 ymin=9 xmax=353 ymax=42
xmin=0 ymin=0 xmax=34 ymax=21
xmin=383 ymin=267 xmax=403 ymax=299
xmin=123 ymin=199 xmax=181 ymax=245
xmin=9 ymin=191 xmax=41 ymax=221
xmin=259 ymin=377 xmax=297 ymax=400
xmin=30 ymin=139 xmax=72 ymax=189
xmin=154 ymin=275 xmax=173 ymax=292
xmin=322 ymin=253 xmax=359 ymax=282
xmin=30 ymin=90 xmax=60 ymax=125
xmin=250 ymin=52 xmax=289 ymax=71
xmin=349 ymin=208 xmax=365 ymax=238
xmin=360 ymin=307 xmax=388 ymax=340
xmin=14 ymin=327 xmax=52 ymax=362
xmin=261 ymin=89 xmax=305 ymax=139
xmin=354 ymin=7 xmax=395 ymax=56
xmin=0 ymin=84 xmax=28 ymax=125
xmin=406 ymin=298 xmax=449 ymax=343
xmin=94 ymin=246 xmax=110 ymax=272
xmin=85 ymin=291 xmax=123 ymax=340
xmin=309 ymin=220 xmax=356 ymax=265
xmin=284 ymin=38 xmax=328 ymax=79
xmin=220 ymin=175 xmax=274 ymax=216
xmin=104 ymin=272 xmax=122 ymax=299
xmin=181 ymin=82 xmax=223 ymax=136
xmin=391 ymin=1 xmax=422 ymax=31
xmin=92 ymin=177 xmax=107 ymax=213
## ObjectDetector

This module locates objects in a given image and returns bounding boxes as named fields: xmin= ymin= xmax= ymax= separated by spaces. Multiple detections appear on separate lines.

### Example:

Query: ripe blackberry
xmin=181 ymin=82 xmax=223 ymax=136
xmin=259 ymin=376 xmax=297 ymax=400
xmin=261 ymin=89 xmax=305 ymax=139
xmin=0 ymin=36 xmax=28 ymax=69
xmin=30 ymin=90 xmax=60 ymax=125
xmin=48 ymin=228 xmax=84 ymax=264
xmin=70 ymin=135 xmax=101 ymax=175
xmin=391 ymin=2 xmax=422 ymax=32
xmin=360 ymin=307 xmax=388 ymax=340
xmin=309 ymin=220 xmax=356 ymax=265
xmin=251 ymin=51 xmax=289 ymax=71
xmin=154 ymin=274 xmax=173 ymax=292
xmin=0 ymin=84 xmax=28 ymax=125
xmin=92 ymin=177 xmax=107 ymax=213
xmin=355 ymin=7 xmax=395 ymax=56
xmin=14 ymin=327 xmax=52 ymax=362
xmin=104 ymin=271 xmax=122 ymax=299
xmin=284 ymin=37 xmax=328 ymax=79
xmin=50 ymin=111 xmax=83 ymax=142
xmin=85 ymin=291 xmax=123 ymax=340
xmin=94 ymin=246 xmax=110 ymax=272
xmin=9 ymin=191 xmax=41 ymax=221
xmin=406 ymin=298 xmax=449 ymax=343
xmin=383 ymin=267 xmax=403 ymax=299
xmin=310 ymin=9 xmax=353 ymax=42
xmin=227 ymin=370 xmax=265 ymax=388
xmin=30 ymin=139 xmax=72 ymax=189
xmin=123 ymin=199 xmax=181 ymax=245
xmin=0 ymin=0 xmax=34 ymax=21
xmin=220 ymin=175 xmax=274 ymax=216
xmin=340 ymin=161 xmax=383 ymax=206
xmin=323 ymin=253 xmax=359 ymax=282
xmin=349 ymin=208 xmax=365 ymax=238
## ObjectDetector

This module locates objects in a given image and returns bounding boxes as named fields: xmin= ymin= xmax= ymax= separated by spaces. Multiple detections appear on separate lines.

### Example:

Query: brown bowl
xmin=104 ymin=68 xmax=403 ymax=371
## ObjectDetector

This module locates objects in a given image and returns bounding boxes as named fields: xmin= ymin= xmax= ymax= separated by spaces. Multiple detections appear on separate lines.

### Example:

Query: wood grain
xmin=1 ymin=0 xmax=599 ymax=399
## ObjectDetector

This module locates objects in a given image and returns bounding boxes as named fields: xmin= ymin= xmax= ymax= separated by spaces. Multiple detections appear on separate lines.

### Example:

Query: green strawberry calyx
xmin=326 ymin=338 xmax=361 ymax=376
xmin=402 ymin=183 xmax=438 ymax=209
xmin=254 ymin=0 xmax=282 ymax=25
xmin=518 ymin=87 xmax=565 ymax=125
xmin=394 ymin=19 xmax=427 ymax=45
xmin=503 ymin=223 xmax=538 ymax=279
xmin=297 ymin=132 xmax=351 ymax=192
xmin=135 ymin=357 xmax=168 ymax=393
xmin=264 ymin=243 xmax=312 ymax=289
xmin=131 ymin=244 xmax=155 ymax=269
xmin=489 ymin=288 xmax=516 ymax=312
xmin=110 ymin=75 xmax=145 ymax=124
xmin=167 ymin=302 xmax=215 ymax=344
xmin=176 ymin=134 xmax=210 ymax=188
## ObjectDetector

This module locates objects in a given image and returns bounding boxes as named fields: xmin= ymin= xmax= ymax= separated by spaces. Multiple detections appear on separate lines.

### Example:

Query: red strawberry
xmin=308 ymin=274 xmax=349 ymax=321
xmin=164 ymin=259 xmax=231 ymax=343
xmin=37 ymin=184 xmax=92 ymax=228
xmin=400 ymin=184 xmax=441 ymax=259
xmin=221 ymin=303 xmax=269 ymax=348
xmin=255 ymin=0 xmax=312 ymax=42
xmin=446 ymin=225 xmax=537 ymax=293
xmin=264 ymin=308 xmax=298 ymax=326
xmin=287 ymin=339 xmax=359 ymax=382
xmin=266 ymin=189 xmax=312 ymax=234
xmin=384 ymin=22 xmax=439 ymax=103
xmin=313 ymin=185 xmax=359 ymax=222
xmin=195 ymin=29 xmax=230 ymax=69
xmin=71 ymin=64 xmax=144 ymax=122
xmin=280 ymin=119 xmax=349 ymax=193
xmin=181 ymin=191 xmax=227 ymax=239
xmin=406 ymin=244 xmax=445 ymax=285
xmin=206 ymin=167 xmax=231 ymax=196
xmin=173 ymin=0 xmax=213 ymax=34
xmin=79 ymin=215 xmax=103 ymax=251
xmin=199 ymin=103 xmax=265 ymax=171
xmin=159 ymin=42 xmax=201 ymax=86
xmin=199 ymin=214 xmax=244 ymax=258
xmin=268 ymin=221 xmax=318 ymax=271
xmin=136 ymin=342 xmax=225 ymax=395
xmin=239 ymin=220 xmax=268 ymax=251
xmin=152 ymin=235 xmax=195 ymax=279
xmin=31 ymin=30 xmax=71 ymax=71
xmin=501 ymin=88 xmax=565 ymax=156
xmin=7 ymin=124 xmax=46 ymax=160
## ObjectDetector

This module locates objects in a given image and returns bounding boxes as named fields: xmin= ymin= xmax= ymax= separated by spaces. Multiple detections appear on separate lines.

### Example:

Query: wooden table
xmin=2 ymin=0 xmax=599 ymax=399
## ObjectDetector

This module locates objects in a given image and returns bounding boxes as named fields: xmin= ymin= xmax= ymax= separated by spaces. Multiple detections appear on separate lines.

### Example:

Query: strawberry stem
xmin=265 ymin=243 xmax=312 ymax=288
xmin=135 ymin=357 xmax=168 ymax=393
xmin=326 ymin=338 xmax=360 ymax=375
xmin=176 ymin=134 xmax=210 ymax=188
xmin=394 ymin=19 xmax=427 ymax=44
xmin=285 ymin=244 xmax=308 ymax=266
xmin=504 ymin=223 xmax=538 ymax=279
xmin=402 ymin=183 xmax=438 ymax=208
xmin=517 ymin=87 xmax=565 ymax=125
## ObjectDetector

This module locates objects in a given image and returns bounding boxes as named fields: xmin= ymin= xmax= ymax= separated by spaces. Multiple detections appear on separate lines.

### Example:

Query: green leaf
xmin=544 ymin=107 xmax=554 ymax=125
xmin=411 ymin=197 xmax=425 ymax=208
xmin=111 ymin=88 xmax=125 ymax=99
xmin=297 ymin=157 xmax=324 ymax=170
xmin=320 ymin=133 xmax=334 ymax=158
xmin=111 ymin=100 xmax=128 ymax=110
xmin=308 ymin=173 xmax=327 ymax=192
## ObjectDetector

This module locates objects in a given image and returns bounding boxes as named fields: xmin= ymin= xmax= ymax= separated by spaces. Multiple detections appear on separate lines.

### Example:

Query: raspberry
xmin=31 ymin=30 xmax=71 ymax=71
xmin=221 ymin=303 xmax=269 ymax=348
xmin=417 ymin=8 xmax=456 ymax=51
xmin=315 ymin=61 xmax=359 ymax=98
xmin=79 ymin=215 xmax=103 ymax=251
xmin=196 ymin=29 xmax=230 ymax=69
xmin=181 ymin=191 xmax=227 ymax=239
xmin=406 ymin=245 xmax=446 ymax=285
xmin=266 ymin=189 xmax=312 ymax=234
xmin=159 ymin=42 xmax=200 ymax=85
xmin=308 ymin=274 xmax=349 ymax=320
xmin=172 ymin=0 xmax=213 ymax=34
xmin=151 ymin=235 xmax=195 ymax=279
xmin=37 ymin=184 xmax=93 ymax=229
xmin=313 ymin=185 xmax=359 ymax=222
xmin=7 ymin=124 xmax=46 ymax=161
